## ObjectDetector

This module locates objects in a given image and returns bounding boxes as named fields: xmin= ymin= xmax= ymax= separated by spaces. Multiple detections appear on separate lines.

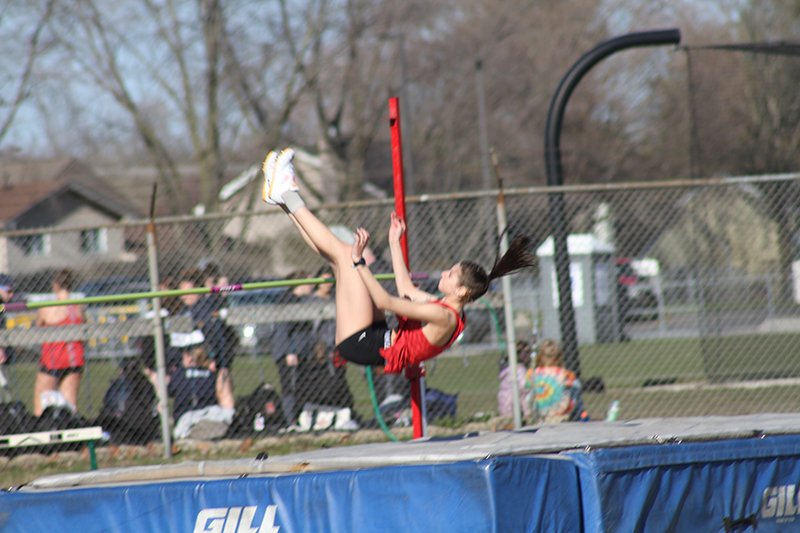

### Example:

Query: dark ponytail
xmin=458 ymin=236 xmax=536 ymax=302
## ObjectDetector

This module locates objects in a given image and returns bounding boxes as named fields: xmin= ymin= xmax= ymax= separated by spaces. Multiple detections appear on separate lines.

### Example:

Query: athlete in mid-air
xmin=262 ymin=148 xmax=534 ymax=374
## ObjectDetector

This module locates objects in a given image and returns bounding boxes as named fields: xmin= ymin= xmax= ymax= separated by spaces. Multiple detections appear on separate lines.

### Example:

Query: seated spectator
xmin=304 ymin=270 xmax=354 ymax=409
xmin=497 ymin=340 xmax=533 ymax=419
xmin=291 ymin=340 xmax=359 ymax=432
xmin=297 ymin=338 xmax=355 ymax=414
xmin=526 ymin=339 xmax=587 ymax=423
xmin=144 ymin=330 xmax=235 ymax=440
xmin=201 ymin=260 xmax=229 ymax=288
xmin=160 ymin=275 xmax=185 ymax=316
xmin=95 ymin=357 xmax=159 ymax=445
xmin=270 ymin=271 xmax=315 ymax=426
xmin=136 ymin=276 xmax=184 ymax=374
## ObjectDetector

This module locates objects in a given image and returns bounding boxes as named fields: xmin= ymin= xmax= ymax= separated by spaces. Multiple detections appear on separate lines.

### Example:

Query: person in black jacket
xmin=296 ymin=270 xmax=355 ymax=413
xmin=95 ymin=357 xmax=160 ymax=445
xmin=270 ymin=271 xmax=315 ymax=426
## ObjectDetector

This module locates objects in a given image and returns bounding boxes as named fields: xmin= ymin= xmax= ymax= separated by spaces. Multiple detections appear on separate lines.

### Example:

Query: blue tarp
xmin=565 ymin=433 xmax=800 ymax=533
xmin=0 ymin=456 xmax=582 ymax=533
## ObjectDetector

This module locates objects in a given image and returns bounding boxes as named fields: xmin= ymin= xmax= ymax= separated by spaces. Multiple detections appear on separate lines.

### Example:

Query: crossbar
xmin=0 ymin=275 xmax=399 ymax=313
xmin=0 ymin=292 xmax=504 ymax=347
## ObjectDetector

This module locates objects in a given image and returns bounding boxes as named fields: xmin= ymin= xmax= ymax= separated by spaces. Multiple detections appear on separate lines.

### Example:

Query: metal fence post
xmin=491 ymin=150 xmax=522 ymax=429
xmin=146 ymin=186 xmax=172 ymax=458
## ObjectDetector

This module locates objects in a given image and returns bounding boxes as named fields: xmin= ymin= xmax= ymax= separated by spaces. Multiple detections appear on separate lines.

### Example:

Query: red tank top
xmin=41 ymin=304 xmax=85 ymax=370
xmin=379 ymin=300 xmax=466 ymax=374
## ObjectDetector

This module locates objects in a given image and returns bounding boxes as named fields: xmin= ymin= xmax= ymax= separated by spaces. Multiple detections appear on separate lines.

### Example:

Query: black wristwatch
xmin=351 ymin=257 xmax=366 ymax=268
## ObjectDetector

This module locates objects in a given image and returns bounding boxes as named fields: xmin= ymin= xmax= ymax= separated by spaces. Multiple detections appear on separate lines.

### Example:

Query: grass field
xmin=5 ymin=333 xmax=800 ymax=423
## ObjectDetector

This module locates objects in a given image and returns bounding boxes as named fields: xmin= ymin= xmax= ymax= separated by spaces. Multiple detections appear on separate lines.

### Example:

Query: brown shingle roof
xmin=0 ymin=158 xmax=76 ymax=187
xmin=0 ymin=158 xmax=141 ymax=227
xmin=0 ymin=180 xmax=64 ymax=223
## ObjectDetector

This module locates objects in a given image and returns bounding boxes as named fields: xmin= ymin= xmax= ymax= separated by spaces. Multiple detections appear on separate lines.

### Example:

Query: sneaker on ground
xmin=261 ymin=150 xmax=278 ymax=204
xmin=267 ymin=148 xmax=299 ymax=204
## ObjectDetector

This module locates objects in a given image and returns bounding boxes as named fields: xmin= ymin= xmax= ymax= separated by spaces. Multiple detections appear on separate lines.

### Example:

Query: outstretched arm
xmin=387 ymin=212 xmax=435 ymax=303
xmin=352 ymin=227 xmax=450 ymax=327
xmin=143 ymin=367 xmax=170 ymax=388
xmin=216 ymin=368 xmax=235 ymax=409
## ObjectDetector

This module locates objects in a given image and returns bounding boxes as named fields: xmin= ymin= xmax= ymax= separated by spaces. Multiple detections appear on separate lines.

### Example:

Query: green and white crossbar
xmin=0 ymin=426 xmax=104 ymax=470
xmin=0 ymin=274 xmax=405 ymax=313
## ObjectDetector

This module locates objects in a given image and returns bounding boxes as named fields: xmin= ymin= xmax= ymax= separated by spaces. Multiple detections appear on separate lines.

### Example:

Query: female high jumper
xmin=262 ymin=148 xmax=535 ymax=374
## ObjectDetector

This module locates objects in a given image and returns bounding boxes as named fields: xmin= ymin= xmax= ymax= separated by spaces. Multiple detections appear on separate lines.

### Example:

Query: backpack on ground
xmin=31 ymin=405 xmax=90 ymax=454
xmin=227 ymin=383 xmax=284 ymax=438
xmin=0 ymin=401 xmax=35 ymax=435
xmin=426 ymin=388 xmax=458 ymax=422
xmin=0 ymin=401 xmax=36 ymax=458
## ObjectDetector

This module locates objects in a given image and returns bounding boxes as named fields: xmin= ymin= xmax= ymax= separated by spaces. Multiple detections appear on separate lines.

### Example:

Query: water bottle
xmin=606 ymin=400 xmax=620 ymax=422
xmin=254 ymin=413 xmax=265 ymax=432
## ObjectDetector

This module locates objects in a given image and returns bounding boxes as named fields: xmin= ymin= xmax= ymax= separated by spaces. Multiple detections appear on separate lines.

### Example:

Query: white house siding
xmin=6 ymin=205 xmax=128 ymax=275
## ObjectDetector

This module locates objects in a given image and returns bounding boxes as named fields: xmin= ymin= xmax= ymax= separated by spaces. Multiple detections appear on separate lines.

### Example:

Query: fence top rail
xmin=2 ymin=172 xmax=799 ymax=237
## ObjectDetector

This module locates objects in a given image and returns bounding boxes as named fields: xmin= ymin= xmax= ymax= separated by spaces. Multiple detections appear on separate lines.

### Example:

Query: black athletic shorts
xmin=335 ymin=322 xmax=391 ymax=366
xmin=39 ymin=365 xmax=83 ymax=379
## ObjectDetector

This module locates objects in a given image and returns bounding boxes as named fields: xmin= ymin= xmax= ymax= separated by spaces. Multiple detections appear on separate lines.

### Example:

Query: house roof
xmin=0 ymin=158 xmax=77 ymax=186
xmin=94 ymin=162 xmax=254 ymax=217
xmin=0 ymin=158 xmax=141 ymax=229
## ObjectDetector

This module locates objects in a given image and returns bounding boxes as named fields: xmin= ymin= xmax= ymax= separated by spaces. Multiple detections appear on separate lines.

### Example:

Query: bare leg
xmin=59 ymin=372 xmax=81 ymax=411
xmin=287 ymin=205 xmax=384 ymax=344
xmin=34 ymin=372 xmax=57 ymax=416
xmin=282 ymin=205 xmax=330 ymax=262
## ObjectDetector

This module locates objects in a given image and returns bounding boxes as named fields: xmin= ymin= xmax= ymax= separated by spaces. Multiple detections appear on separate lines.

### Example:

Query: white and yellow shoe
xmin=266 ymin=148 xmax=299 ymax=204
xmin=261 ymin=150 xmax=279 ymax=204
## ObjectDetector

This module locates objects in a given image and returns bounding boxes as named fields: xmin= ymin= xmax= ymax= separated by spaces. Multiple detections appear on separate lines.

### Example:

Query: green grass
xmin=700 ymin=333 xmax=800 ymax=381
xmin=5 ymin=353 xmax=500 ymax=424
xmin=5 ymin=332 xmax=800 ymax=428
xmin=589 ymin=385 xmax=800 ymax=420
xmin=425 ymin=354 xmax=500 ymax=417
xmin=579 ymin=338 xmax=706 ymax=388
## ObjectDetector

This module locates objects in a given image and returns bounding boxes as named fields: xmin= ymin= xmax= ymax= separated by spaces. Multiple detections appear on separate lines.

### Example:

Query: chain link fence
xmin=2 ymin=173 xmax=800 ymax=451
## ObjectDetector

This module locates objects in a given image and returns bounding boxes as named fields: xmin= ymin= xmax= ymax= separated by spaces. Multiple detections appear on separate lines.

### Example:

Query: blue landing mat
xmin=0 ymin=456 xmax=581 ymax=533
xmin=6 ymin=414 xmax=800 ymax=532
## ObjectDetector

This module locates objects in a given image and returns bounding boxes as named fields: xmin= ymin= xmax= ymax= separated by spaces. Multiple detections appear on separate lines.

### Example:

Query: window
xmin=16 ymin=234 xmax=51 ymax=256
xmin=80 ymin=228 xmax=107 ymax=254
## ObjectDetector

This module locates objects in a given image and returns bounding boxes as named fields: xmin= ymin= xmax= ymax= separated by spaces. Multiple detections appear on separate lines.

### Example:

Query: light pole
xmin=475 ymin=58 xmax=491 ymax=191
xmin=380 ymin=32 xmax=415 ymax=195
xmin=544 ymin=29 xmax=681 ymax=376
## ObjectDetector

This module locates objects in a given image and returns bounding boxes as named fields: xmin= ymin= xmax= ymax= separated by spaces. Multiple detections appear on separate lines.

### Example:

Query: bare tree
xmin=284 ymin=0 xmax=439 ymax=201
xmin=0 ymin=0 xmax=56 ymax=150
xmin=672 ymin=0 xmax=800 ymax=298
xmin=44 ymin=0 xmax=313 ymax=215
xmin=410 ymin=0 xmax=613 ymax=192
